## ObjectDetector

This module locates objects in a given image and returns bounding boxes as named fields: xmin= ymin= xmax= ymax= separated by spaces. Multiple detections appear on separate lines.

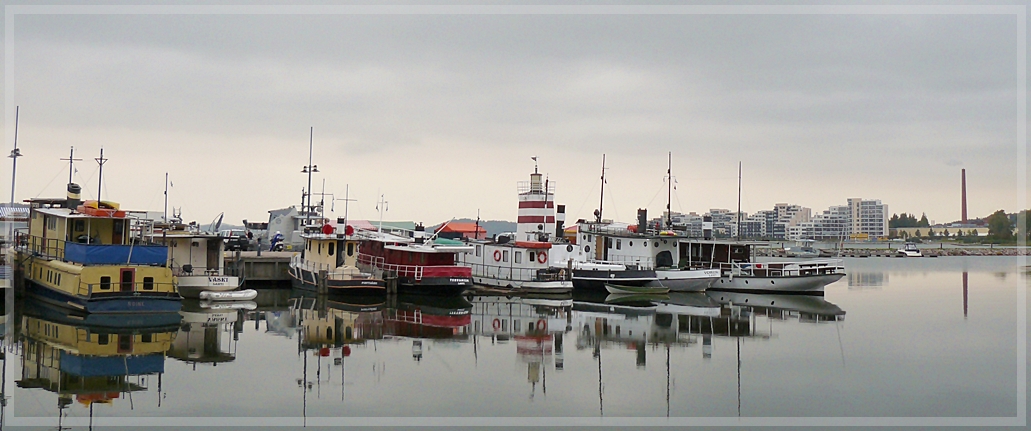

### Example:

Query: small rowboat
xmin=604 ymin=283 xmax=670 ymax=295
xmin=198 ymin=289 xmax=258 ymax=301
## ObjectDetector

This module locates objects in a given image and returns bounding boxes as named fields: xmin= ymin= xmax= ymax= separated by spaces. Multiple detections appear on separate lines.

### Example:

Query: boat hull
xmin=396 ymin=276 xmax=472 ymax=296
xmin=25 ymin=279 xmax=183 ymax=314
xmin=572 ymin=268 xmax=657 ymax=291
xmin=177 ymin=275 xmax=241 ymax=299
xmin=708 ymin=273 xmax=845 ymax=295
xmin=650 ymin=268 xmax=720 ymax=292
xmin=471 ymin=276 xmax=573 ymax=294
xmin=605 ymin=283 xmax=670 ymax=295
xmin=289 ymin=265 xmax=387 ymax=293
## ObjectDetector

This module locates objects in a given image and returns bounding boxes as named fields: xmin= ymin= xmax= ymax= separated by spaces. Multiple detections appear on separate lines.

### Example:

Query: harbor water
xmin=3 ymin=256 xmax=1025 ymax=427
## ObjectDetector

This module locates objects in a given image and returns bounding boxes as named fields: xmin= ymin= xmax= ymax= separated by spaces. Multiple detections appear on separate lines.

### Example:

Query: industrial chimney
xmin=961 ymin=168 xmax=967 ymax=224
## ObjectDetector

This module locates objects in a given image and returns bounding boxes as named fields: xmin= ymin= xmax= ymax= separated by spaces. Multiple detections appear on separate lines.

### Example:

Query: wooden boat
xmin=11 ymin=183 xmax=181 ymax=313
xmin=604 ymin=283 xmax=670 ymax=295
xmin=357 ymin=228 xmax=474 ymax=295
xmin=289 ymin=223 xmax=387 ymax=294
xmin=146 ymin=219 xmax=241 ymax=299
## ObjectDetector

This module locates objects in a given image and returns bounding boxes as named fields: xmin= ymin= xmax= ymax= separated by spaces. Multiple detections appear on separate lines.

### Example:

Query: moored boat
xmin=680 ymin=239 xmax=845 ymax=295
xmin=12 ymin=184 xmax=182 ymax=313
xmin=289 ymin=223 xmax=386 ymax=294
xmin=604 ymin=283 xmax=670 ymax=295
xmin=357 ymin=228 xmax=474 ymax=295
xmin=146 ymin=218 xmax=241 ymax=299
xmin=896 ymin=242 xmax=922 ymax=257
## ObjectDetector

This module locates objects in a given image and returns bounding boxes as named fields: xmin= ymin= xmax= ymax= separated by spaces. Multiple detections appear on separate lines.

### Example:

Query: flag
xmin=531 ymin=156 xmax=537 ymax=161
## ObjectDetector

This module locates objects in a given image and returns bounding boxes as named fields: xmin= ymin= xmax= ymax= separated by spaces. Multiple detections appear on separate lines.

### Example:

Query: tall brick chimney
xmin=961 ymin=168 xmax=967 ymax=224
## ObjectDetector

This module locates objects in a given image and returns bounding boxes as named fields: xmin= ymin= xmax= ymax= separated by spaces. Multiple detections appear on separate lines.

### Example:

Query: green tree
xmin=914 ymin=229 xmax=922 ymax=238
xmin=927 ymin=228 xmax=936 ymax=238
xmin=1019 ymin=209 xmax=1030 ymax=241
xmin=918 ymin=213 xmax=930 ymax=227
xmin=986 ymin=210 xmax=1013 ymax=240
xmin=943 ymin=229 xmax=950 ymax=238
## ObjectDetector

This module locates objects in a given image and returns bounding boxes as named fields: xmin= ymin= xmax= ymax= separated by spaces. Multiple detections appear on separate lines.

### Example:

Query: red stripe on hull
xmin=517 ymin=216 xmax=555 ymax=223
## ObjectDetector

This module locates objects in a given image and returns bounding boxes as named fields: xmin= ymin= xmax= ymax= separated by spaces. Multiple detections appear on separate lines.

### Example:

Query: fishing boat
xmin=356 ymin=227 xmax=474 ymax=295
xmin=458 ymin=163 xmax=572 ymax=294
xmin=146 ymin=218 xmax=241 ymax=299
xmin=896 ymin=242 xmax=922 ymax=257
xmin=679 ymin=239 xmax=845 ymax=295
xmin=289 ymin=223 xmax=386 ymax=294
xmin=11 ymin=184 xmax=182 ymax=313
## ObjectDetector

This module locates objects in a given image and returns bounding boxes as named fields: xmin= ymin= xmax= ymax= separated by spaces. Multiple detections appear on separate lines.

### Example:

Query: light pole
xmin=301 ymin=127 xmax=318 ymax=225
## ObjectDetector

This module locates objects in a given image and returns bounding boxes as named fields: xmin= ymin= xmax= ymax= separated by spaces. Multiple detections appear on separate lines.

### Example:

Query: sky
xmin=3 ymin=2 xmax=1027 ymax=228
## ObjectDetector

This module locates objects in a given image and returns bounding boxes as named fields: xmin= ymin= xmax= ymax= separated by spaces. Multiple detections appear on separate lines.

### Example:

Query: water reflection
xmin=168 ymin=300 xmax=249 ymax=368
xmin=15 ymin=298 xmax=179 ymax=426
xmin=847 ymin=272 xmax=887 ymax=288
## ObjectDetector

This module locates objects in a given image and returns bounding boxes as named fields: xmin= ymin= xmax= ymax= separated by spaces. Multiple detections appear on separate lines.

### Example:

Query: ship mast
xmin=666 ymin=152 xmax=672 ymax=229
xmin=595 ymin=154 xmax=606 ymax=223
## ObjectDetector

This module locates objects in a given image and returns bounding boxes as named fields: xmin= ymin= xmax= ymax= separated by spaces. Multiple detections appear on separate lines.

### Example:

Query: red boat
xmin=356 ymin=232 xmax=474 ymax=295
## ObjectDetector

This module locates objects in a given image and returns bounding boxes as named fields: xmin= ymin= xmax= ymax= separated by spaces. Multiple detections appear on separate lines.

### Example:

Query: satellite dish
xmin=209 ymin=212 xmax=224 ymax=234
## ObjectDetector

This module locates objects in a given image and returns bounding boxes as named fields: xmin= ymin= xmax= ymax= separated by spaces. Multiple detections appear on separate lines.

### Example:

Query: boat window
xmin=347 ymin=242 xmax=354 ymax=256
xmin=143 ymin=277 xmax=154 ymax=290
xmin=654 ymin=241 xmax=659 ymax=247
xmin=529 ymin=251 xmax=535 ymax=262
xmin=318 ymin=243 xmax=322 ymax=254
xmin=142 ymin=333 xmax=152 ymax=343
xmin=329 ymin=242 xmax=335 ymax=256
xmin=616 ymin=239 xmax=621 ymax=250
xmin=514 ymin=251 xmax=522 ymax=263
xmin=629 ymin=241 xmax=633 ymax=247
xmin=475 ymin=245 xmax=481 ymax=257
xmin=503 ymin=250 xmax=509 ymax=262
xmin=100 ymin=276 xmax=111 ymax=290
xmin=98 ymin=334 xmax=109 ymax=345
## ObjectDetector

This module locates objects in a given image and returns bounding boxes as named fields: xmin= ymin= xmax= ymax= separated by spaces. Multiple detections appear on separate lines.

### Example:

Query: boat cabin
xmin=301 ymin=233 xmax=361 ymax=269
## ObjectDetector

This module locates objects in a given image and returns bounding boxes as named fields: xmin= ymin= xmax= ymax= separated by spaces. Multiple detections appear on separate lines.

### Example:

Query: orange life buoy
xmin=537 ymin=319 xmax=547 ymax=331
xmin=538 ymin=252 xmax=547 ymax=264
xmin=493 ymin=250 xmax=502 ymax=262
xmin=493 ymin=318 xmax=501 ymax=330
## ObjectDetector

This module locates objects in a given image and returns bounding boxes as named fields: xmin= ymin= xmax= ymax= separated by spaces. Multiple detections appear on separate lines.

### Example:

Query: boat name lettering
xmin=208 ymin=276 xmax=230 ymax=284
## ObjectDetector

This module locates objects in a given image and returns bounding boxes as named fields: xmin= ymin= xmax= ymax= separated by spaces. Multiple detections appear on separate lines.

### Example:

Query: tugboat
xmin=457 ymin=162 xmax=572 ymax=294
xmin=356 ymin=225 xmax=474 ymax=296
xmin=289 ymin=223 xmax=386 ymax=294
xmin=11 ymin=184 xmax=181 ymax=313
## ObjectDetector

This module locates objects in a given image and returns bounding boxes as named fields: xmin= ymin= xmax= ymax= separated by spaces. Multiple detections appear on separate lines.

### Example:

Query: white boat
xmin=784 ymin=239 xmax=821 ymax=258
xmin=198 ymin=289 xmax=258 ymax=301
xmin=604 ymin=283 xmax=670 ymax=295
xmin=680 ymin=239 xmax=845 ymax=294
xmin=896 ymin=242 xmax=922 ymax=257
xmin=458 ymin=165 xmax=573 ymax=294
xmin=146 ymin=219 xmax=240 ymax=299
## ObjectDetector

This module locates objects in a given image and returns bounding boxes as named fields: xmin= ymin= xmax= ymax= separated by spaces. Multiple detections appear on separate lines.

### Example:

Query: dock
xmin=224 ymin=251 xmax=293 ymax=283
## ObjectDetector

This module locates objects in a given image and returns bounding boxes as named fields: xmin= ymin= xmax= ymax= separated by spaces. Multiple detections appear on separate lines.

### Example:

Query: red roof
xmin=435 ymin=222 xmax=487 ymax=234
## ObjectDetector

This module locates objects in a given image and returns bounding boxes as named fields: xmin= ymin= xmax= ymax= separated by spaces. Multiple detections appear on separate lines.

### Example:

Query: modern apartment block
xmin=654 ymin=198 xmax=887 ymax=240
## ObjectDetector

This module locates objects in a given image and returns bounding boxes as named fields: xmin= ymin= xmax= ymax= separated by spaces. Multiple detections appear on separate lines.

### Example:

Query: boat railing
xmin=171 ymin=263 xmax=221 ymax=277
xmin=463 ymin=262 xmax=570 ymax=282
xmin=78 ymin=279 xmax=178 ymax=298
xmin=291 ymin=254 xmax=377 ymax=281
xmin=718 ymin=259 xmax=845 ymax=278
xmin=600 ymin=255 xmax=656 ymax=269
xmin=14 ymin=231 xmax=66 ymax=260
xmin=357 ymin=254 xmax=423 ymax=280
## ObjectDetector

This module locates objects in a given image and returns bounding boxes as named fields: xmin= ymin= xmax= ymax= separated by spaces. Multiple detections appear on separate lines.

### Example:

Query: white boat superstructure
xmin=147 ymin=221 xmax=240 ymax=299
xmin=457 ymin=164 xmax=573 ymax=294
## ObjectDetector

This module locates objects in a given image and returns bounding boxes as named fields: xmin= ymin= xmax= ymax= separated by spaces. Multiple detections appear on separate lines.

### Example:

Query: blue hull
xmin=25 ymin=279 xmax=182 ymax=314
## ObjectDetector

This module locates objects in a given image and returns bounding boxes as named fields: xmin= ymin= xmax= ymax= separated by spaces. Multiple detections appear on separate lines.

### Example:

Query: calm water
xmin=2 ymin=256 xmax=1026 ymax=426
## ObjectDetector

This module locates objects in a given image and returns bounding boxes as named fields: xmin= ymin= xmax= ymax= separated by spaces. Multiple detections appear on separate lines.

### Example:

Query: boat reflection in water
xmin=15 ymin=298 xmax=180 ymax=425
xmin=469 ymin=294 xmax=573 ymax=397
xmin=168 ymin=300 xmax=253 ymax=368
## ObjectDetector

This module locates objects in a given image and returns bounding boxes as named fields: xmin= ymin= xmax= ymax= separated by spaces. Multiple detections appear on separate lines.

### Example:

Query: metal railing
xmin=713 ymin=259 xmax=845 ymax=278
xmin=14 ymin=231 xmax=66 ymax=260
xmin=462 ymin=262 xmax=569 ymax=282
xmin=356 ymin=254 xmax=425 ymax=280
xmin=290 ymin=254 xmax=378 ymax=281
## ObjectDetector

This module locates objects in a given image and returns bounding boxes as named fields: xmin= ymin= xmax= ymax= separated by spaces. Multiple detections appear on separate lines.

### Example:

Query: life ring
xmin=493 ymin=250 xmax=502 ymax=262
xmin=537 ymin=319 xmax=547 ymax=331
xmin=537 ymin=252 xmax=547 ymax=264
xmin=492 ymin=319 xmax=501 ymax=330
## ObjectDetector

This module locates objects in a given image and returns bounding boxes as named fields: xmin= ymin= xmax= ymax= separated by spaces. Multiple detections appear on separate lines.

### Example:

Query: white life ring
xmin=538 ymin=252 xmax=547 ymax=264
xmin=537 ymin=319 xmax=547 ymax=331
xmin=494 ymin=250 xmax=502 ymax=262
xmin=493 ymin=318 xmax=501 ymax=330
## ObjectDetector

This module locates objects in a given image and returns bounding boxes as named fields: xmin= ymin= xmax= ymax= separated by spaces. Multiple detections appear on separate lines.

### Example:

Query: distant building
xmin=0 ymin=203 xmax=29 ymax=239
xmin=435 ymin=222 xmax=487 ymax=240
xmin=848 ymin=198 xmax=888 ymax=240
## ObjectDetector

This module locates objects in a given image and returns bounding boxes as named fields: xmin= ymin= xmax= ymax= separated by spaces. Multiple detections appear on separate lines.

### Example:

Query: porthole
xmin=629 ymin=241 xmax=633 ymax=246
xmin=654 ymin=242 xmax=659 ymax=247
xmin=585 ymin=245 xmax=591 ymax=253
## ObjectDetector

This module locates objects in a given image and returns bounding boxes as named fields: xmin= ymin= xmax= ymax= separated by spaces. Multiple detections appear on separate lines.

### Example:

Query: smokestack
xmin=555 ymin=204 xmax=565 ymax=239
xmin=961 ymin=169 xmax=967 ymax=224
xmin=703 ymin=215 xmax=713 ymax=240
xmin=637 ymin=208 xmax=647 ymax=234
xmin=66 ymin=183 xmax=81 ymax=209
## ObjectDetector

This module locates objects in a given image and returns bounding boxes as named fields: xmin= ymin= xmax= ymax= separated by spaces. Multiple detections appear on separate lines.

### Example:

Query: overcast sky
xmin=3 ymin=3 xmax=1026 ymax=227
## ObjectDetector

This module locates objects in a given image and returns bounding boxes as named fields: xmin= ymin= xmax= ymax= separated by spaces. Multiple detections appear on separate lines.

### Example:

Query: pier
xmin=224 ymin=251 xmax=293 ymax=283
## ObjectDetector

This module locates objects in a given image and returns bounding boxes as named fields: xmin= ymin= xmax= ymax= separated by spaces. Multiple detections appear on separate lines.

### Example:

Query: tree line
xmin=889 ymin=213 xmax=930 ymax=228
